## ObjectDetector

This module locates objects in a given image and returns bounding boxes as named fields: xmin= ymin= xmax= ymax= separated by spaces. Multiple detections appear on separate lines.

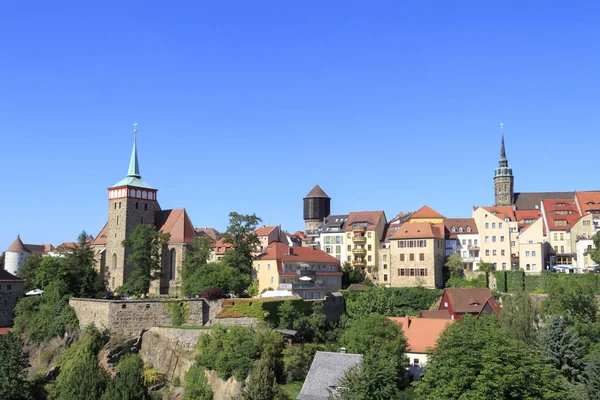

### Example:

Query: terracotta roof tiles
xmin=410 ymin=205 xmax=445 ymax=220
xmin=391 ymin=222 xmax=445 ymax=240
xmin=255 ymin=226 xmax=277 ymax=236
xmin=390 ymin=316 xmax=453 ymax=353
xmin=155 ymin=208 xmax=196 ymax=243
xmin=345 ymin=211 xmax=386 ymax=232
xmin=6 ymin=236 xmax=27 ymax=253
xmin=305 ymin=185 xmax=329 ymax=198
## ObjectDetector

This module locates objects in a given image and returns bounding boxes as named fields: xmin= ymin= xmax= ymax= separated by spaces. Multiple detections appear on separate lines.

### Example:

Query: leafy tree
xmin=281 ymin=343 xmax=334 ymax=383
xmin=335 ymin=343 xmax=408 ymax=400
xmin=102 ymin=354 xmax=148 ymax=400
xmin=478 ymin=260 xmax=495 ymax=288
xmin=61 ymin=230 xmax=104 ymax=298
xmin=300 ymin=301 xmax=330 ymax=343
xmin=539 ymin=316 xmax=586 ymax=384
xmin=182 ymin=262 xmax=248 ymax=297
xmin=414 ymin=316 xmax=569 ymax=400
xmin=0 ymin=331 xmax=31 ymax=400
xmin=35 ymin=257 xmax=64 ymax=289
xmin=445 ymin=253 xmax=463 ymax=275
xmin=13 ymin=279 xmax=78 ymax=343
xmin=18 ymin=253 xmax=43 ymax=291
xmin=277 ymin=301 xmax=303 ymax=330
xmin=220 ymin=212 xmax=262 ymax=276
xmin=591 ymin=231 xmax=600 ymax=265
xmin=542 ymin=277 xmax=597 ymax=323
xmin=48 ymin=325 xmax=108 ymax=400
xmin=119 ymin=224 xmax=170 ymax=297
xmin=182 ymin=237 xmax=213 ymax=280
xmin=500 ymin=289 xmax=540 ymax=346
xmin=240 ymin=358 xmax=287 ymax=400
xmin=341 ymin=262 xmax=372 ymax=289
xmin=184 ymin=365 xmax=213 ymax=400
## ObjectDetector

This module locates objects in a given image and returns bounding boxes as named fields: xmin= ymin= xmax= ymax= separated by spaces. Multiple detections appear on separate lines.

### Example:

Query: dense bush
xmin=13 ymin=280 xmax=79 ymax=343
xmin=342 ymin=286 xmax=443 ymax=320
xmin=445 ymin=273 xmax=487 ymax=289
xmin=102 ymin=354 xmax=148 ymax=400
xmin=184 ymin=365 xmax=213 ymax=400
xmin=0 ymin=331 xmax=31 ymax=400
xmin=217 ymin=297 xmax=312 ymax=326
xmin=183 ymin=263 xmax=249 ymax=297
xmin=196 ymin=325 xmax=284 ymax=381
xmin=165 ymin=301 xmax=190 ymax=326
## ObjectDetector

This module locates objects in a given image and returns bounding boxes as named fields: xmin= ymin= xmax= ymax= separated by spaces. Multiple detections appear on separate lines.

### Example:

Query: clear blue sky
xmin=1 ymin=1 xmax=599 ymax=251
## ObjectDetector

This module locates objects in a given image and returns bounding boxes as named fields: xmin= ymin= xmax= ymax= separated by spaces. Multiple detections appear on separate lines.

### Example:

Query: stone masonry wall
xmin=0 ymin=281 xmax=25 ymax=327
xmin=69 ymin=298 xmax=205 ymax=337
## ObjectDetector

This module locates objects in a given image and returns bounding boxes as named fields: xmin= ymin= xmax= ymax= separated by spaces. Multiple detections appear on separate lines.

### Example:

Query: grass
xmin=281 ymin=380 xmax=303 ymax=399
xmin=158 ymin=325 xmax=216 ymax=330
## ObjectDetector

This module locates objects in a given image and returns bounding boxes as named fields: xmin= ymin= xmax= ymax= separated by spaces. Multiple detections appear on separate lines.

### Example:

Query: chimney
xmin=340 ymin=347 xmax=347 ymax=354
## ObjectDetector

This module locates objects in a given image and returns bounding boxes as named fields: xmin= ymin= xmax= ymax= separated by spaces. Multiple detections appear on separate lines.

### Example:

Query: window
xmin=532 ymin=264 xmax=537 ymax=271
xmin=451 ymin=226 xmax=456 ymax=232
xmin=466 ymin=226 xmax=471 ymax=232
xmin=462 ymin=239 xmax=467 ymax=245
xmin=348 ymin=245 xmax=351 ymax=251
xmin=257 ymin=264 xmax=260 ymax=271
xmin=553 ymin=233 xmax=558 ymax=241
xmin=335 ymin=236 xmax=341 ymax=244
xmin=368 ymin=255 xmax=372 ymax=262
xmin=145 ymin=204 xmax=148 ymax=211
xmin=270 ymin=276 xmax=274 ymax=284
xmin=399 ymin=268 xmax=404 ymax=276
xmin=502 ymin=263 xmax=507 ymax=270
xmin=493 ymin=250 xmax=497 ymax=256
xmin=383 ymin=255 xmax=388 ymax=261
xmin=526 ymin=251 xmax=530 ymax=257
xmin=560 ymin=233 xmax=564 ymax=241
xmin=463 ymin=251 xmax=467 ymax=257
xmin=492 ymin=223 xmax=496 ymax=229
xmin=420 ymin=269 xmax=427 ymax=276
xmin=486 ymin=250 xmax=490 ymax=256
xmin=492 ymin=236 xmax=496 ymax=243
xmin=499 ymin=222 xmax=503 ymax=229
xmin=348 ymin=256 xmax=351 ymax=262
xmin=267 ymin=264 xmax=271 ymax=270
xmin=414 ymin=358 xmax=420 ymax=365
xmin=583 ymin=220 xmax=591 ymax=226
xmin=501 ymin=250 xmax=505 ymax=256
xmin=410 ymin=269 xmax=415 ymax=276
xmin=325 ymin=246 xmax=331 ymax=253
xmin=410 ymin=253 xmax=415 ymax=261
xmin=400 ymin=254 xmax=405 ymax=261
xmin=459 ymin=226 xmax=464 ymax=232
xmin=325 ymin=237 xmax=331 ymax=244
xmin=367 ymin=232 xmax=372 ymax=238
xmin=554 ymin=246 xmax=558 ymax=252
xmin=485 ymin=223 xmax=489 ymax=229
xmin=384 ymin=264 xmax=387 ymax=269
xmin=419 ymin=253 xmax=425 ymax=261
xmin=384 ymin=274 xmax=388 ymax=282
xmin=532 ymin=251 xmax=536 ymax=257
xmin=347 ymin=233 xmax=351 ymax=239
xmin=368 ymin=244 xmax=372 ymax=251
xmin=554 ymin=220 xmax=568 ymax=227
xmin=500 ymin=236 xmax=505 ymax=242
xmin=7 ymin=284 xmax=12 ymax=291
xmin=511 ymin=241 xmax=516 ymax=247
xmin=136 ymin=202 xmax=139 ymax=209
xmin=444 ymin=302 xmax=448 ymax=307
xmin=526 ymin=264 xmax=531 ymax=271
xmin=169 ymin=249 xmax=177 ymax=280
xmin=474 ymin=239 xmax=478 ymax=246
xmin=560 ymin=246 xmax=564 ymax=253
xmin=485 ymin=236 xmax=489 ymax=243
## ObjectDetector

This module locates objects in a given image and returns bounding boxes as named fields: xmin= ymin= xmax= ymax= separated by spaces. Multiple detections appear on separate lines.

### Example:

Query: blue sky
xmin=1 ymin=1 xmax=599 ymax=250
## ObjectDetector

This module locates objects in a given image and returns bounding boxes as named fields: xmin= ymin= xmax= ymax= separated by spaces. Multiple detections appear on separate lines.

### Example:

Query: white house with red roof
xmin=252 ymin=242 xmax=341 ymax=299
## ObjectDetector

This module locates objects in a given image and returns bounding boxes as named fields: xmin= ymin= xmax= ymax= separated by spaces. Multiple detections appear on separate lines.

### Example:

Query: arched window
xmin=136 ymin=190 xmax=142 ymax=198
xmin=466 ymin=226 xmax=471 ymax=232
xmin=142 ymin=191 xmax=147 ymax=199
xmin=170 ymin=249 xmax=177 ymax=280
xmin=112 ymin=253 xmax=117 ymax=271
xmin=458 ymin=226 xmax=464 ymax=232
xmin=451 ymin=226 xmax=456 ymax=232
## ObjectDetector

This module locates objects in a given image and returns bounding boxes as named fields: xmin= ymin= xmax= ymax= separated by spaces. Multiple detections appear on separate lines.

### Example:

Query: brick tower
xmin=105 ymin=124 xmax=159 ymax=290
xmin=494 ymin=126 xmax=514 ymax=206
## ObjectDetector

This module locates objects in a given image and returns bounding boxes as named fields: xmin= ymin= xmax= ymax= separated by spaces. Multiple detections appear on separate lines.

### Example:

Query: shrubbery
xmin=184 ymin=365 xmax=213 ymax=400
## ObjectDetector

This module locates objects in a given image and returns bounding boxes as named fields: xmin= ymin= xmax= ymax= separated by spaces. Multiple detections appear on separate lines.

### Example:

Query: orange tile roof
xmin=576 ymin=191 xmax=600 ymax=215
xmin=410 ymin=205 xmax=445 ymax=220
xmin=211 ymin=239 xmax=233 ymax=255
xmin=390 ymin=222 xmax=445 ymax=240
xmin=444 ymin=218 xmax=478 ymax=239
xmin=0 ymin=328 xmax=12 ymax=335
xmin=390 ymin=317 xmax=453 ymax=353
xmin=478 ymin=206 xmax=516 ymax=222
xmin=345 ymin=211 xmax=386 ymax=231
xmin=542 ymin=199 xmax=582 ymax=232
xmin=256 ymin=242 xmax=342 ymax=276
xmin=155 ymin=208 xmax=197 ymax=243
xmin=92 ymin=223 xmax=109 ymax=246
xmin=255 ymin=226 xmax=277 ymax=236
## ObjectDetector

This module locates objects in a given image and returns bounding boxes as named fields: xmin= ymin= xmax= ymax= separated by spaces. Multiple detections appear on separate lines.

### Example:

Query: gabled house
xmin=437 ymin=288 xmax=501 ymax=320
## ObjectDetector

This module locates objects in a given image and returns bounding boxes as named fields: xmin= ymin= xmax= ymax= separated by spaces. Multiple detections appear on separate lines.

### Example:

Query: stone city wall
xmin=69 ymin=298 xmax=206 ymax=337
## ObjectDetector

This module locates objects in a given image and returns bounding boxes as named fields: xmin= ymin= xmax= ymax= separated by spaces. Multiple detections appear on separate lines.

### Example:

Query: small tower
xmin=494 ymin=124 xmax=514 ymax=206
xmin=4 ymin=235 xmax=29 ymax=276
xmin=105 ymin=124 xmax=159 ymax=290
xmin=303 ymin=185 xmax=331 ymax=233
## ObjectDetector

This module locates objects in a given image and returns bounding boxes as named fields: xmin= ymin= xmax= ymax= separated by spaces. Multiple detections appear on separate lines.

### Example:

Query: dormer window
xmin=458 ymin=227 xmax=464 ymax=233
xmin=466 ymin=226 xmax=471 ymax=232
xmin=451 ymin=226 xmax=456 ymax=233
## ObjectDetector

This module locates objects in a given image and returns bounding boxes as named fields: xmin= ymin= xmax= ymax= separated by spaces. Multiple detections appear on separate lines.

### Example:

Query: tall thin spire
xmin=127 ymin=122 xmax=141 ymax=178
xmin=500 ymin=122 xmax=506 ymax=160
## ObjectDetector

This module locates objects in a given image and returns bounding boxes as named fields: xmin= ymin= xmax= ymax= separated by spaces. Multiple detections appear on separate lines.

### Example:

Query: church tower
xmin=494 ymin=126 xmax=514 ymax=206
xmin=105 ymin=124 xmax=159 ymax=290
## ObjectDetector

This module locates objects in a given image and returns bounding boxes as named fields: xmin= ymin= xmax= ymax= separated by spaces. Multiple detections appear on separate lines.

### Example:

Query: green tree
xmin=500 ymin=289 xmax=540 ymax=346
xmin=35 ymin=257 xmax=64 ymax=289
xmin=62 ymin=230 xmax=104 ymax=298
xmin=184 ymin=365 xmax=213 ymax=400
xmin=584 ymin=346 xmax=600 ymax=399
xmin=182 ymin=236 xmax=213 ymax=280
xmin=336 ymin=344 xmax=407 ymax=400
xmin=48 ymin=325 xmax=108 ymax=400
xmin=539 ymin=316 xmax=586 ymax=384
xmin=542 ymin=277 xmax=597 ymax=323
xmin=102 ymin=354 xmax=148 ymax=400
xmin=277 ymin=301 xmax=303 ymax=330
xmin=182 ymin=262 xmax=248 ymax=297
xmin=0 ymin=331 xmax=31 ymax=400
xmin=445 ymin=253 xmax=463 ymax=275
xmin=18 ymin=253 xmax=43 ymax=291
xmin=220 ymin=212 xmax=262 ymax=276
xmin=119 ymin=224 xmax=170 ymax=297
xmin=240 ymin=358 xmax=287 ymax=400
xmin=478 ymin=259 xmax=495 ymax=288
xmin=591 ymin=231 xmax=600 ymax=265
xmin=341 ymin=262 xmax=372 ymax=288
xmin=414 ymin=316 xmax=569 ymax=400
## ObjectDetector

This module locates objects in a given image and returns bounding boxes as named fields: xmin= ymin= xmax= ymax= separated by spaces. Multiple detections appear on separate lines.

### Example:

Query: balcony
xmin=279 ymin=282 xmax=326 ymax=290
xmin=352 ymin=247 xmax=367 ymax=257
xmin=352 ymin=225 xmax=367 ymax=233
xmin=352 ymin=235 xmax=367 ymax=244
xmin=297 ymin=269 xmax=317 ymax=276
xmin=353 ymin=259 xmax=367 ymax=268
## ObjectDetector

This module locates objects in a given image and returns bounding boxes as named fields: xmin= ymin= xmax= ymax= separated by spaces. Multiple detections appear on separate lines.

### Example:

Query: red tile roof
xmin=443 ymin=288 xmax=501 ymax=315
xmin=444 ymin=218 xmax=478 ymax=239
xmin=0 ymin=269 xmax=24 ymax=282
xmin=345 ymin=211 xmax=386 ymax=231
xmin=6 ymin=236 xmax=26 ymax=253
xmin=0 ymin=328 xmax=12 ymax=335
xmin=255 ymin=226 xmax=277 ymax=236
xmin=211 ymin=239 xmax=233 ymax=255
xmin=542 ymin=199 xmax=582 ymax=232
xmin=195 ymin=227 xmax=220 ymax=241
xmin=576 ymin=191 xmax=600 ymax=215
xmin=256 ymin=242 xmax=342 ymax=276
xmin=92 ymin=223 xmax=109 ymax=246
xmin=155 ymin=209 xmax=197 ymax=243
xmin=390 ymin=316 xmax=453 ymax=353
xmin=410 ymin=205 xmax=445 ymax=220
xmin=55 ymin=239 xmax=93 ymax=253
xmin=479 ymin=206 xmax=516 ymax=222
xmin=391 ymin=222 xmax=445 ymax=240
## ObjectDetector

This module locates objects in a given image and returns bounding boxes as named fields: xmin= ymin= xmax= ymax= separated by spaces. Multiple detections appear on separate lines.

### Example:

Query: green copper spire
xmin=128 ymin=123 xmax=141 ymax=178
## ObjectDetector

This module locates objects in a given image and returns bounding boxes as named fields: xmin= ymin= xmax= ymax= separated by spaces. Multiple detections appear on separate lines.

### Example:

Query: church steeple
xmin=494 ymin=123 xmax=514 ymax=206
xmin=127 ymin=123 xmax=141 ymax=178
